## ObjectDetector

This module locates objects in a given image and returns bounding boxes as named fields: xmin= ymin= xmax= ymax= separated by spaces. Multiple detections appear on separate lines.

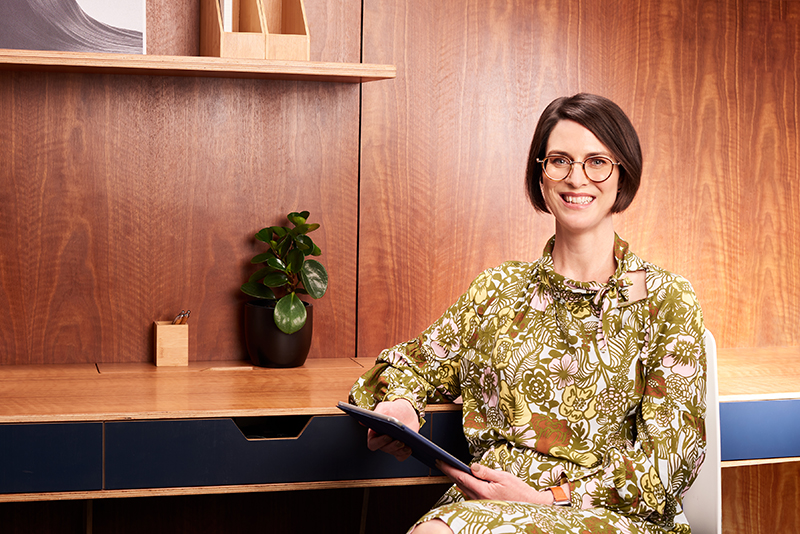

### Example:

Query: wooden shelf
xmin=0 ymin=49 xmax=396 ymax=83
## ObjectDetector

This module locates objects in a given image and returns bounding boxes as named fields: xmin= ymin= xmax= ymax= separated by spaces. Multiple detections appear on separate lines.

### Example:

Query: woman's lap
xmin=408 ymin=489 xmax=669 ymax=534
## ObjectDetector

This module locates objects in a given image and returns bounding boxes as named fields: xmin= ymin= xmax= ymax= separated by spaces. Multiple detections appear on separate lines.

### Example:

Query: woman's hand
xmin=366 ymin=399 xmax=420 ymax=461
xmin=437 ymin=461 xmax=559 ymax=505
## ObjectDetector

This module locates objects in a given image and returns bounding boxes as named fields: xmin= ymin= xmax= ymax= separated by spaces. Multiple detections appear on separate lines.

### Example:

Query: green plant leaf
xmin=240 ymin=281 xmax=276 ymax=300
xmin=311 ymin=244 xmax=322 ymax=256
xmin=274 ymin=293 xmax=307 ymax=334
xmin=291 ymin=223 xmax=311 ymax=236
xmin=266 ymin=257 xmax=287 ymax=272
xmin=262 ymin=271 xmax=290 ymax=288
xmin=301 ymin=259 xmax=328 ymax=299
xmin=251 ymin=252 xmax=272 ymax=264
xmin=287 ymin=212 xmax=307 ymax=226
xmin=270 ymin=226 xmax=288 ymax=237
xmin=287 ymin=248 xmax=304 ymax=274
xmin=295 ymin=234 xmax=314 ymax=254
xmin=277 ymin=235 xmax=293 ymax=258
xmin=248 ymin=267 xmax=272 ymax=282
xmin=255 ymin=228 xmax=273 ymax=242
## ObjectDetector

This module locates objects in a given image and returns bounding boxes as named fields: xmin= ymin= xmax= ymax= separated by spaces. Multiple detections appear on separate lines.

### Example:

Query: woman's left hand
xmin=436 ymin=461 xmax=556 ymax=505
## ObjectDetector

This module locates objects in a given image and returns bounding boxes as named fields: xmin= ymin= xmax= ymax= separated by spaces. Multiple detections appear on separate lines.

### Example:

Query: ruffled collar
xmin=537 ymin=233 xmax=637 ymax=304
xmin=533 ymin=234 xmax=647 ymax=344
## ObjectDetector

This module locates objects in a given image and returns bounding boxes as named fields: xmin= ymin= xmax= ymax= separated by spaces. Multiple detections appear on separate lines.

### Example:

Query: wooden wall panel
xmin=0 ymin=0 xmax=362 ymax=364
xmin=734 ymin=2 xmax=800 ymax=347
xmin=722 ymin=462 xmax=800 ymax=533
xmin=358 ymin=0 xmax=800 ymax=359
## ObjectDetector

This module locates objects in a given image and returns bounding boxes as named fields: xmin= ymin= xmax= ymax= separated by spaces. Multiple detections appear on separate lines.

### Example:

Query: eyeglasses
xmin=536 ymin=155 xmax=621 ymax=183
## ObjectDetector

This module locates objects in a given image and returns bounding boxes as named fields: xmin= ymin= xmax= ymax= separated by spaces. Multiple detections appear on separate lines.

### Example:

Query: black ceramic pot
xmin=244 ymin=300 xmax=313 ymax=368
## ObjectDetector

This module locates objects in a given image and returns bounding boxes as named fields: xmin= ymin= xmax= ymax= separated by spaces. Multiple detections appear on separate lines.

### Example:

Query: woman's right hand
xmin=367 ymin=398 xmax=420 ymax=461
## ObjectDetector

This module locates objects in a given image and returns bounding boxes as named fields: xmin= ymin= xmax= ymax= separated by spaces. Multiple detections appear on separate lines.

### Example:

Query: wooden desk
xmin=0 ymin=359 xmax=464 ymax=503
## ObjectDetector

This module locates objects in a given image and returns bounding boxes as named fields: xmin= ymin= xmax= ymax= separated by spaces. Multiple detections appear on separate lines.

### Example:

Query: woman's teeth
xmin=563 ymin=196 xmax=593 ymax=205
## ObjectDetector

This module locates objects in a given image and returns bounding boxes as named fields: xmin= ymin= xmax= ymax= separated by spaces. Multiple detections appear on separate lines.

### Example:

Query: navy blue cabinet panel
xmin=0 ymin=423 xmax=102 ymax=493
xmin=105 ymin=415 xmax=434 ymax=489
xmin=720 ymin=399 xmax=800 ymax=461
xmin=429 ymin=411 xmax=471 ymax=476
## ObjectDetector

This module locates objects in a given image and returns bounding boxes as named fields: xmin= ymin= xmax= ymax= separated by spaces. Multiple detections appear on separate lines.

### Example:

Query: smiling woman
xmin=348 ymin=94 xmax=707 ymax=534
xmin=0 ymin=0 xmax=144 ymax=54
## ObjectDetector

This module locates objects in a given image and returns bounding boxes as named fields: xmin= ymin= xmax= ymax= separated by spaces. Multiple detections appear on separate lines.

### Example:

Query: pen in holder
xmin=154 ymin=320 xmax=189 ymax=367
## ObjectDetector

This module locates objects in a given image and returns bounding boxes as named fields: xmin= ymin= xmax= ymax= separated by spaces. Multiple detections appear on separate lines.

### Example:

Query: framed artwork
xmin=0 ymin=0 xmax=145 ymax=54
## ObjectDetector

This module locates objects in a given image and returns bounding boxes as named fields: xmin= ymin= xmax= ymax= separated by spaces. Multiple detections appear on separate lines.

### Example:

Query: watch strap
xmin=549 ymin=485 xmax=571 ymax=506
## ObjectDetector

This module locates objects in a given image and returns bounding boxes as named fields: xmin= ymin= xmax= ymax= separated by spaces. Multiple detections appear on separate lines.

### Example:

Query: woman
xmin=349 ymin=94 xmax=706 ymax=534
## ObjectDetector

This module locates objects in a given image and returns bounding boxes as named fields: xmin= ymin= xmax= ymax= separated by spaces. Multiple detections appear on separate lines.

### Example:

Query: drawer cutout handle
xmin=232 ymin=415 xmax=313 ymax=441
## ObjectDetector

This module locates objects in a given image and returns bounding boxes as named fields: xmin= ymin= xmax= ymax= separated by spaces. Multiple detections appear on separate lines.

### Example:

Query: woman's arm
xmin=349 ymin=268 xmax=498 ymax=418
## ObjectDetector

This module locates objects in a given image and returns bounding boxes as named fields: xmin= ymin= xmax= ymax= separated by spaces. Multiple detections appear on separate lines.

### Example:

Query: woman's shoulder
xmin=629 ymin=252 xmax=700 ymax=309
xmin=462 ymin=261 xmax=539 ymax=301
xmin=471 ymin=260 xmax=538 ymax=284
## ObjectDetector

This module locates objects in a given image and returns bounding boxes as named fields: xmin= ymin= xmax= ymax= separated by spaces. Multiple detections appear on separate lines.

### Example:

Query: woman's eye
xmin=589 ymin=158 xmax=608 ymax=167
xmin=550 ymin=157 xmax=569 ymax=166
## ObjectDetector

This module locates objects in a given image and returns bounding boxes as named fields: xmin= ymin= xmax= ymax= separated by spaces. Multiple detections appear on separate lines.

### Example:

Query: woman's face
xmin=541 ymin=119 xmax=620 ymax=236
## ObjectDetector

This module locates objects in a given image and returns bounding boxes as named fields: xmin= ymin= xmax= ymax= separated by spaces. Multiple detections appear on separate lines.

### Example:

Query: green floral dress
xmin=349 ymin=236 xmax=706 ymax=534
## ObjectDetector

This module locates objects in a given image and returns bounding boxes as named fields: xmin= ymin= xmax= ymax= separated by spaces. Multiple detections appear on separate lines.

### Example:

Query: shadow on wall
xmin=0 ymin=0 xmax=143 ymax=54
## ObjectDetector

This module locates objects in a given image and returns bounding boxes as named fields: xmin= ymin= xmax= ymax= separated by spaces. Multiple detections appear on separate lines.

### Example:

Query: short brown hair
xmin=525 ymin=94 xmax=642 ymax=214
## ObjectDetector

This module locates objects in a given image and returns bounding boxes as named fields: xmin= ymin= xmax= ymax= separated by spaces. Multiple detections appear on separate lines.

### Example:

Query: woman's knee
xmin=411 ymin=518 xmax=453 ymax=534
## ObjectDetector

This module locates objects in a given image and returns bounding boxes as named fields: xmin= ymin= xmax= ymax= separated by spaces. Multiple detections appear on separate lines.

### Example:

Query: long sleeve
xmin=567 ymin=275 xmax=706 ymax=527
xmin=349 ymin=268 xmax=497 ymax=419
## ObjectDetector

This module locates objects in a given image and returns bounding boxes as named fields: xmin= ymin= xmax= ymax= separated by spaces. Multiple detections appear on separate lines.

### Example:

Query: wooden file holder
xmin=200 ymin=0 xmax=310 ymax=61
xmin=154 ymin=321 xmax=189 ymax=367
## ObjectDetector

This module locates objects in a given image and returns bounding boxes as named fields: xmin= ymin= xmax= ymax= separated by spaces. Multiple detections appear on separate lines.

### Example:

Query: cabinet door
xmin=104 ymin=414 xmax=434 ymax=489
xmin=0 ymin=423 xmax=102 ymax=493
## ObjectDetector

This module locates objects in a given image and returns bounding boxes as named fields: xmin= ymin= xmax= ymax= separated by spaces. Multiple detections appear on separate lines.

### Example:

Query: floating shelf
xmin=0 ymin=49 xmax=396 ymax=83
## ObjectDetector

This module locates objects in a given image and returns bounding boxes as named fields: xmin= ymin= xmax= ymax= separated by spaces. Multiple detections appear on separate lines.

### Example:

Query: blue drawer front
xmin=720 ymin=399 xmax=800 ymax=461
xmin=105 ymin=414 xmax=435 ymax=489
xmin=0 ymin=423 xmax=102 ymax=493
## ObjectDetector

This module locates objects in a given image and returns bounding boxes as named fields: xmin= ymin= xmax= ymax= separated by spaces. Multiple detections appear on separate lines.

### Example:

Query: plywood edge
xmin=0 ymin=476 xmax=452 ymax=503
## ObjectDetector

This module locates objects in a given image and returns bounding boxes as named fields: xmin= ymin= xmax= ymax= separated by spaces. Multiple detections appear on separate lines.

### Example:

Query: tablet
xmin=337 ymin=401 xmax=472 ymax=474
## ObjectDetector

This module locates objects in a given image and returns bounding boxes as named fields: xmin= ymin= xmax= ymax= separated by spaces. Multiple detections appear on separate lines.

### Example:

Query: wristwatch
xmin=549 ymin=485 xmax=571 ymax=506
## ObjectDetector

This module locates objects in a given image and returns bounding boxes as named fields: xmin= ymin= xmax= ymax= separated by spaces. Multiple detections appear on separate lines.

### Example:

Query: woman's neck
xmin=551 ymin=224 xmax=617 ymax=283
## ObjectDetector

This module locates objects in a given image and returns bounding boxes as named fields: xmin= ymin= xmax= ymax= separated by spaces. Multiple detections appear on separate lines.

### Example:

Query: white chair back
xmin=682 ymin=329 xmax=722 ymax=534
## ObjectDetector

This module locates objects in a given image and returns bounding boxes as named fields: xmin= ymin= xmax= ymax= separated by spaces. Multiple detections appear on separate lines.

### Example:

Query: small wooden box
xmin=154 ymin=321 xmax=189 ymax=367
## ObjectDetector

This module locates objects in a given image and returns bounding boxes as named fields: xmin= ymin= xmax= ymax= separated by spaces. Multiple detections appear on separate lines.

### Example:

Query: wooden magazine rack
xmin=200 ymin=0 xmax=310 ymax=60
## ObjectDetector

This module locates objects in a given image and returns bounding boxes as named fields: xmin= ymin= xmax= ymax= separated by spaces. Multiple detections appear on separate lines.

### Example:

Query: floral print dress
xmin=349 ymin=236 xmax=706 ymax=534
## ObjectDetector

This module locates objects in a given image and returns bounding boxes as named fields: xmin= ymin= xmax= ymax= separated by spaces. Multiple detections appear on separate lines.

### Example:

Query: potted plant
xmin=240 ymin=211 xmax=328 ymax=367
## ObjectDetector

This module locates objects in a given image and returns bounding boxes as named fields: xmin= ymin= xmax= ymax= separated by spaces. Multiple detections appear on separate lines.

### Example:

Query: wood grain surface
xmin=718 ymin=345 xmax=800 ymax=399
xmin=0 ymin=359 xmax=370 ymax=422
xmin=357 ymin=0 xmax=800 ymax=359
xmin=0 ymin=0 xmax=362 ymax=364
xmin=723 ymin=461 xmax=800 ymax=534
